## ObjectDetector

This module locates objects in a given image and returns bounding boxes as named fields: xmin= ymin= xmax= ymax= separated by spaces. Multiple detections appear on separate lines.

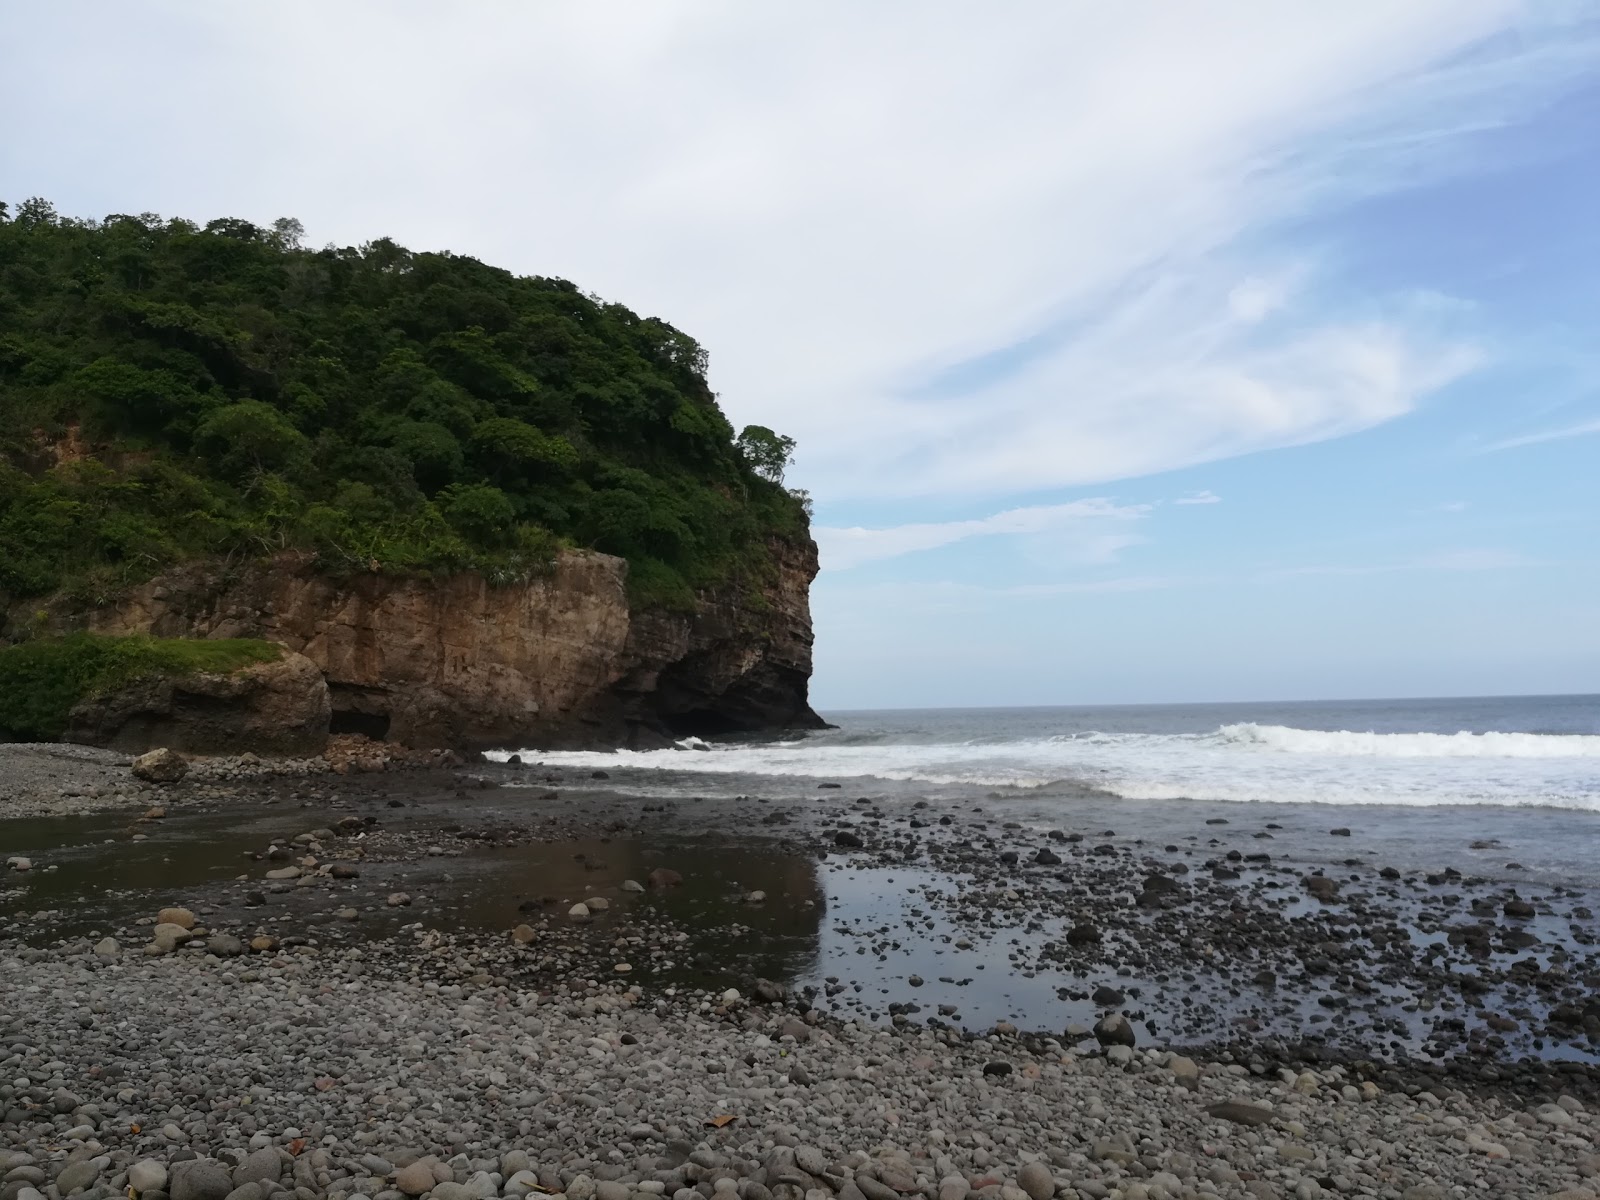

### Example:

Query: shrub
xmin=0 ymin=633 xmax=281 ymax=741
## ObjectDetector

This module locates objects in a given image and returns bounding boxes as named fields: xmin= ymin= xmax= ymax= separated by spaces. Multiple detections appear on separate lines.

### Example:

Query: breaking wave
xmin=1216 ymin=723 xmax=1600 ymax=758
xmin=487 ymin=718 xmax=1600 ymax=811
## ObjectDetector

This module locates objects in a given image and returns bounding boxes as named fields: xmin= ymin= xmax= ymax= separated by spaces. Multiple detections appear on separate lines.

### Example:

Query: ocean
xmin=492 ymin=693 xmax=1600 ymax=885
xmin=501 ymin=694 xmax=1600 ymax=808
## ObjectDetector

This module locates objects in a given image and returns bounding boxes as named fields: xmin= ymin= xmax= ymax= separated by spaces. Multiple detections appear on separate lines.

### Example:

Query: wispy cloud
xmin=815 ymin=498 xmax=1148 ymax=571
xmin=1481 ymin=416 xmax=1600 ymax=453
xmin=3 ymin=4 xmax=1592 ymax=502
xmin=1176 ymin=490 xmax=1223 ymax=506
xmin=1429 ymin=500 xmax=1469 ymax=513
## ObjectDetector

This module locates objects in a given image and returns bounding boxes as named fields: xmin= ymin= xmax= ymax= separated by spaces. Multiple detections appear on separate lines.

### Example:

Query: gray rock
xmin=130 ymin=1162 xmax=169 ymax=1194
xmin=207 ymin=933 xmax=245 ymax=958
xmin=132 ymin=748 xmax=188 ymax=783
xmin=1093 ymin=1013 xmax=1135 ymax=1047
xmin=55 ymin=1162 xmax=101 ymax=1195
xmin=596 ymin=1183 xmax=631 ymax=1200
xmin=92 ymin=937 xmax=120 ymax=962
xmin=1016 ymin=1163 xmax=1054 ymax=1200
xmin=171 ymin=1160 xmax=234 ymax=1200
xmin=793 ymin=1150 xmax=829 ymax=1178
xmin=854 ymin=1177 xmax=898 ymax=1200
xmin=151 ymin=923 xmax=191 ymax=954
xmin=393 ymin=1163 xmax=436 ymax=1197
xmin=1303 ymin=875 xmax=1340 ymax=902
xmin=233 ymin=1149 xmax=282 ymax=1188
xmin=1169 ymin=1055 xmax=1200 ymax=1089
xmin=1206 ymin=1099 xmax=1276 ymax=1127
xmin=431 ymin=1184 xmax=472 ymax=1200
xmin=224 ymin=1185 xmax=265 ymax=1200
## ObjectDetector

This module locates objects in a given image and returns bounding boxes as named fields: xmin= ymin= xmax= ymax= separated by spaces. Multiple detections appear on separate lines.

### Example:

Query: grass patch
xmin=0 ymin=633 xmax=281 ymax=741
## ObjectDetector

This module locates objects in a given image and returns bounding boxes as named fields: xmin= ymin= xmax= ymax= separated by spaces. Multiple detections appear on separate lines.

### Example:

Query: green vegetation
xmin=0 ymin=632 xmax=280 ymax=741
xmin=0 ymin=198 xmax=809 ymax=623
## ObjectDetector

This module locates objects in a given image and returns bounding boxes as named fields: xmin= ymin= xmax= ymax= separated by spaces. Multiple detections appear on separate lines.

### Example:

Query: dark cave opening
xmin=329 ymin=708 xmax=391 ymax=740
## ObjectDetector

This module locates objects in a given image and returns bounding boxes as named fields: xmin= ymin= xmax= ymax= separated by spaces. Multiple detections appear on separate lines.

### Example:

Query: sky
xmin=3 ymin=2 xmax=1598 ymax=710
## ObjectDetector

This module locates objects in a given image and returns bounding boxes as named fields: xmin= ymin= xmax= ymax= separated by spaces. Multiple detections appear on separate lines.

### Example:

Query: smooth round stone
xmin=130 ymin=1162 xmax=169 ymax=1194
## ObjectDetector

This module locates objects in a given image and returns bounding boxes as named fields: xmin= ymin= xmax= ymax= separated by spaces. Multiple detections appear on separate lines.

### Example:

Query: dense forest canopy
xmin=0 ymin=198 xmax=808 ymax=621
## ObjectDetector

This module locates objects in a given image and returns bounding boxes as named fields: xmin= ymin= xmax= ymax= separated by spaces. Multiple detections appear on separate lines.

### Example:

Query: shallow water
xmin=5 ymin=767 xmax=1599 ymax=1065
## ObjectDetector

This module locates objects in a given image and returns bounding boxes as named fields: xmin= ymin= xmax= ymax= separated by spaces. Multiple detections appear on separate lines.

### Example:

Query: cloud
xmin=1431 ymin=500 xmax=1469 ymax=512
xmin=1481 ymin=416 xmax=1600 ymax=453
xmin=1 ymin=4 xmax=1594 ymax=501
xmin=1176 ymin=490 xmax=1223 ymax=505
xmin=815 ymin=498 xmax=1148 ymax=571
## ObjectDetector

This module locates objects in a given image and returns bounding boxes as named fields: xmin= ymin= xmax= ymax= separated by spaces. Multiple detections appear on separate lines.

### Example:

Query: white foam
xmin=1218 ymin=722 xmax=1600 ymax=758
xmin=486 ymin=721 xmax=1600 ymax=811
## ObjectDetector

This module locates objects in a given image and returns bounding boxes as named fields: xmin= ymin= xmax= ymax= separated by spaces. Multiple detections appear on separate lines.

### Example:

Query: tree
xmin=270 ymin=217 xmax=305 ymax=250
xmin=736 ymin=425 xmax=796 ymax=484
xmin=194 ymin=401 xmax=309 ymax=475
xmin=439 ymin=483 xmax=516 ymax=547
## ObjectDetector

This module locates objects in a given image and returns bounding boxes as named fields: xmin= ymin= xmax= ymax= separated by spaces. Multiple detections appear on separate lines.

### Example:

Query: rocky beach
xmin=5 ymin=743 xmax=1600 ymax=1200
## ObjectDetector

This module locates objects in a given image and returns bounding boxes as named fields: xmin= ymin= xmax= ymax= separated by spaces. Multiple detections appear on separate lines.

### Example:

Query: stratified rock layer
xmin=71 ymin=652 xmax=330 ymax=757
xmin=71 ymin=540 xmax=821 ymax=750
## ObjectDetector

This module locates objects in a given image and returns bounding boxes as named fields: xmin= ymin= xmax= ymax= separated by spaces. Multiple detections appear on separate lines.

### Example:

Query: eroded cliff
xmin=60 ymin=540 xmax=823 ymax=751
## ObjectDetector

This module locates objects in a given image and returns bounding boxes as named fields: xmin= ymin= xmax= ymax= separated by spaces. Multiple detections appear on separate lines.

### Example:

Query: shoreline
xmin=6 ymin=748 xmax=1600 ymax=1197
xmin=5 ymin=750 xmax=1600 ymax=1070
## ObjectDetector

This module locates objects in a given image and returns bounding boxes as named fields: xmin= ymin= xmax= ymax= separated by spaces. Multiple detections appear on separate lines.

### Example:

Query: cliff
xmin=64 ymin=540 xmax=823 ymax=751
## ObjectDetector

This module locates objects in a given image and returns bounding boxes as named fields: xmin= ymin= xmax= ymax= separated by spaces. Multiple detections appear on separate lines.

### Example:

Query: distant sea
xmin=503 ymin=695 xmax=1600 ymax=810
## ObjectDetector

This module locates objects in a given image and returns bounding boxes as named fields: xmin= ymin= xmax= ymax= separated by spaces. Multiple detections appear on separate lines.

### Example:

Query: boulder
xmin=1094 ymin=1013 xmax=1136 ymax=1047
xmin=170 ymin=1159 xmax=234 ymax=1200
xmin=71 ymin=648 xmax=331 ymax=757
xmin=394 ymin=1161 xmax=437 ymax=1196
xmin=55 ymin=1161 xmax=101 ymax=1194
xmin=1304 ymin=875 xmax=1341 ymax=902
xmin=232 ymin=1148 xmax=282 ymax=1188
xmin=132 ymin=748 xmax=189 ymax=783
xmin=1016 ymin=1163 xmax=1054 ymax=1200
xmin=151 ymin=922 xmax=192 ymax=953
xmin=157 ymin=906 xmax=197 ymax=929
xmin=1206 ymin=1099 xmax=1276 ymax=1127
xmin=129 ymin=1161 xmax=168 ymax=1194
xmin=205 ymin=933 xmax=244 ymax=957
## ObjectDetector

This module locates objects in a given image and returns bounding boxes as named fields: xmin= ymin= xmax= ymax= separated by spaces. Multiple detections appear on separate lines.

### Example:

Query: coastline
xmin=5 ymin=749 xmax=1600 ymax=1198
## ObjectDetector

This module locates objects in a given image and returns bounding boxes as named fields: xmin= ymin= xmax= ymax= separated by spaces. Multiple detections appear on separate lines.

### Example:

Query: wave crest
xmin=1218 ymin=723 xmax=1600 ymax=758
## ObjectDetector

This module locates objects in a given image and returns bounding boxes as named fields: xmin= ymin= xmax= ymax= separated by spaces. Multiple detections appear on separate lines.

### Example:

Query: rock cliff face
xmin=70 ymin=541 xmax=823 ymax=751
xmin=67 ymin=650 xmax=331 ymax=756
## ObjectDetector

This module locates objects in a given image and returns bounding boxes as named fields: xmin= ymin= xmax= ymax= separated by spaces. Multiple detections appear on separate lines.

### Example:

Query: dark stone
xmin=1205 ymin=1100 xmax=1275 ymax=1127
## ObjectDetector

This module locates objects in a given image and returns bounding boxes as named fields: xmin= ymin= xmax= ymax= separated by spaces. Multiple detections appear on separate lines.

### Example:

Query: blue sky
xmin=3 ymin=2 xmax=1598 ymax=708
